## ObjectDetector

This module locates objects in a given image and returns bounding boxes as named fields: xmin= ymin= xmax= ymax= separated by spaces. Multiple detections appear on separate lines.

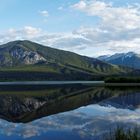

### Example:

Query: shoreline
xmin=0 ymin=81 xmax=104 ymax=86
xmin=0 ymin=81 xmax=139 ymax=86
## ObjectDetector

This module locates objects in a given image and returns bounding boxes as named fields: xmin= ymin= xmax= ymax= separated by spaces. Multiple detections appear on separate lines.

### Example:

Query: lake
xmin=0 ymin=84 xmax=139 ymax=140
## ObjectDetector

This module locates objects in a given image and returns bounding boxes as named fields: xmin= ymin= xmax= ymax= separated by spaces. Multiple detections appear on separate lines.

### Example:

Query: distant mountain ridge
xmin=98 ymin=52 xmax=140 ymax=69
xmin=0 ymin=40 xmax=138 ymax=81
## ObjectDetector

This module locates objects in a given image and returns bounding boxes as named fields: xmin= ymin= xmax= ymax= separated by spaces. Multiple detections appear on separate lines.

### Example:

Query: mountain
xmin=98 ymin=52 xmax=140 ymax=69
xmin=0 ymin=40 xmax=136 ymax=81
xmin=0 ymin=85 xmax=139 ymax=123
xmin=101 ymin=92 xmax=140 ymax=110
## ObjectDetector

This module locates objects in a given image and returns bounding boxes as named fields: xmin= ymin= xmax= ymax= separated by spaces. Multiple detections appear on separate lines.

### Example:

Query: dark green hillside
xmin=0 ymin=64 xmax=95 ymax=81
xmin=0 ymin=40 xmax=137 ymax=81
xmin=13 ymin=40 xmax=133 ymax=74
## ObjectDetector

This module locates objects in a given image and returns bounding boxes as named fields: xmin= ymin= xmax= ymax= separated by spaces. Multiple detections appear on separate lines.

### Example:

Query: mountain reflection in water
xmin=0 ymin=85 xmax=139 ymax=140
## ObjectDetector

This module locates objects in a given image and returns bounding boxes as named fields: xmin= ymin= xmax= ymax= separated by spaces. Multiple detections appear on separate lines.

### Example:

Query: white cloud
xmin=0 ymin=104 xmax=139 ymax=139
xmin=8 ymin=26 xmax=41 ymax=37
xmin=0 ymin=26 xmax=93 ymax=55
xmin=70 ymin=0 xmax=140 ymax=56
xmin=23 ymin=26 xmax=41 ymax=37
xmin=0 ymin=1 xmax=140 ymax=57
xmin=1 ymin=25 xmax=140 ymax=57
xmin=39 ymin=10 xmax=49 ymax=17
xmin=73 ymin=1 xmax=86 ymax=10
xmin=73 ymin=26 xmax=140 ymax=53
xmin=1 ymin=0 xmax=140 ymax=57
xmin=72 ymin=0 xmax=140 ymax=30
xmin=0 ymin=26 xmax=42 ymax=44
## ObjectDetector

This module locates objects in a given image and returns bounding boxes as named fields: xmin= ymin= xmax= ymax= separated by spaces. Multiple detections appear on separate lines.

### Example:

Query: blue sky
xmin=0 ymin=0 xmax=140 ymax=56
xmin=0 ymin=0 xmax=99 ymax=32
xmin=0 ymin=0 xmax=139 ymax=31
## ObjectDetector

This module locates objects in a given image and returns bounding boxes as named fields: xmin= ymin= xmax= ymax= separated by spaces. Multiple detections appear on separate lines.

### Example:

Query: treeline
xmin=105 ymin=77 xmax=140 ymax=83
xmin=0 ymin=71 xmax=93 ymax=81
xmin=106 ymin=127 xmax=140 ymax=140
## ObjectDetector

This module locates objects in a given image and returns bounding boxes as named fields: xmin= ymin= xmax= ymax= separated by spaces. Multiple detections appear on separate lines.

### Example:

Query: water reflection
xmin=0 ymin=85 xmax=139 ymax=140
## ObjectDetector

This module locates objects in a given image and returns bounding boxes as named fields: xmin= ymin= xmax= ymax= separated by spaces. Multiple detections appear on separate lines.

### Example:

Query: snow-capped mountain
xmin=98 ymin=52 xmax=140 ymax=69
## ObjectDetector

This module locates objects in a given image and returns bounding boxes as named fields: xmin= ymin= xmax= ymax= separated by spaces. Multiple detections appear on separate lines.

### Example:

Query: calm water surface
xmin=0 ymin=84 xmax=139 ymax=140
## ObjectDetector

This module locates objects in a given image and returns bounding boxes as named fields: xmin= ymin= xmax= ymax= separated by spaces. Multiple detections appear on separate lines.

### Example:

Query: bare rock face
xmin=0 ymin=95 xmax=47 ymax=120
xmin=23 ymin=52 xmax=46 ymax=64
xmin=9 ymin=45 xmax=46 ymax=65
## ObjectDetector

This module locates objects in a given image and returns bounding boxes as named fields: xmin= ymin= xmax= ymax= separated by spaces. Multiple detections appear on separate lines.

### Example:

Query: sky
xmin=0 ymin=0 xmax=140 ymax=57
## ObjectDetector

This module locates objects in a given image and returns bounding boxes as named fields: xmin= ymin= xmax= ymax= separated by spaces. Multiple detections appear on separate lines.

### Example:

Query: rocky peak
xmin=10 ymin=45 xmax=46 ymax=65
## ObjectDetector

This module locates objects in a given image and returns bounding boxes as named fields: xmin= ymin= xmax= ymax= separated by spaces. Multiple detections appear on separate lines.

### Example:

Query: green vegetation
xmin=106 ymin=127 xmax=140 ymax=140
xmin=105 ymin=77 xmax=140 ymax=83
xmin=0 ymin=40 xmax=137 ymax=81
xmin=0 ymin=62 xmax=99 ymax=81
